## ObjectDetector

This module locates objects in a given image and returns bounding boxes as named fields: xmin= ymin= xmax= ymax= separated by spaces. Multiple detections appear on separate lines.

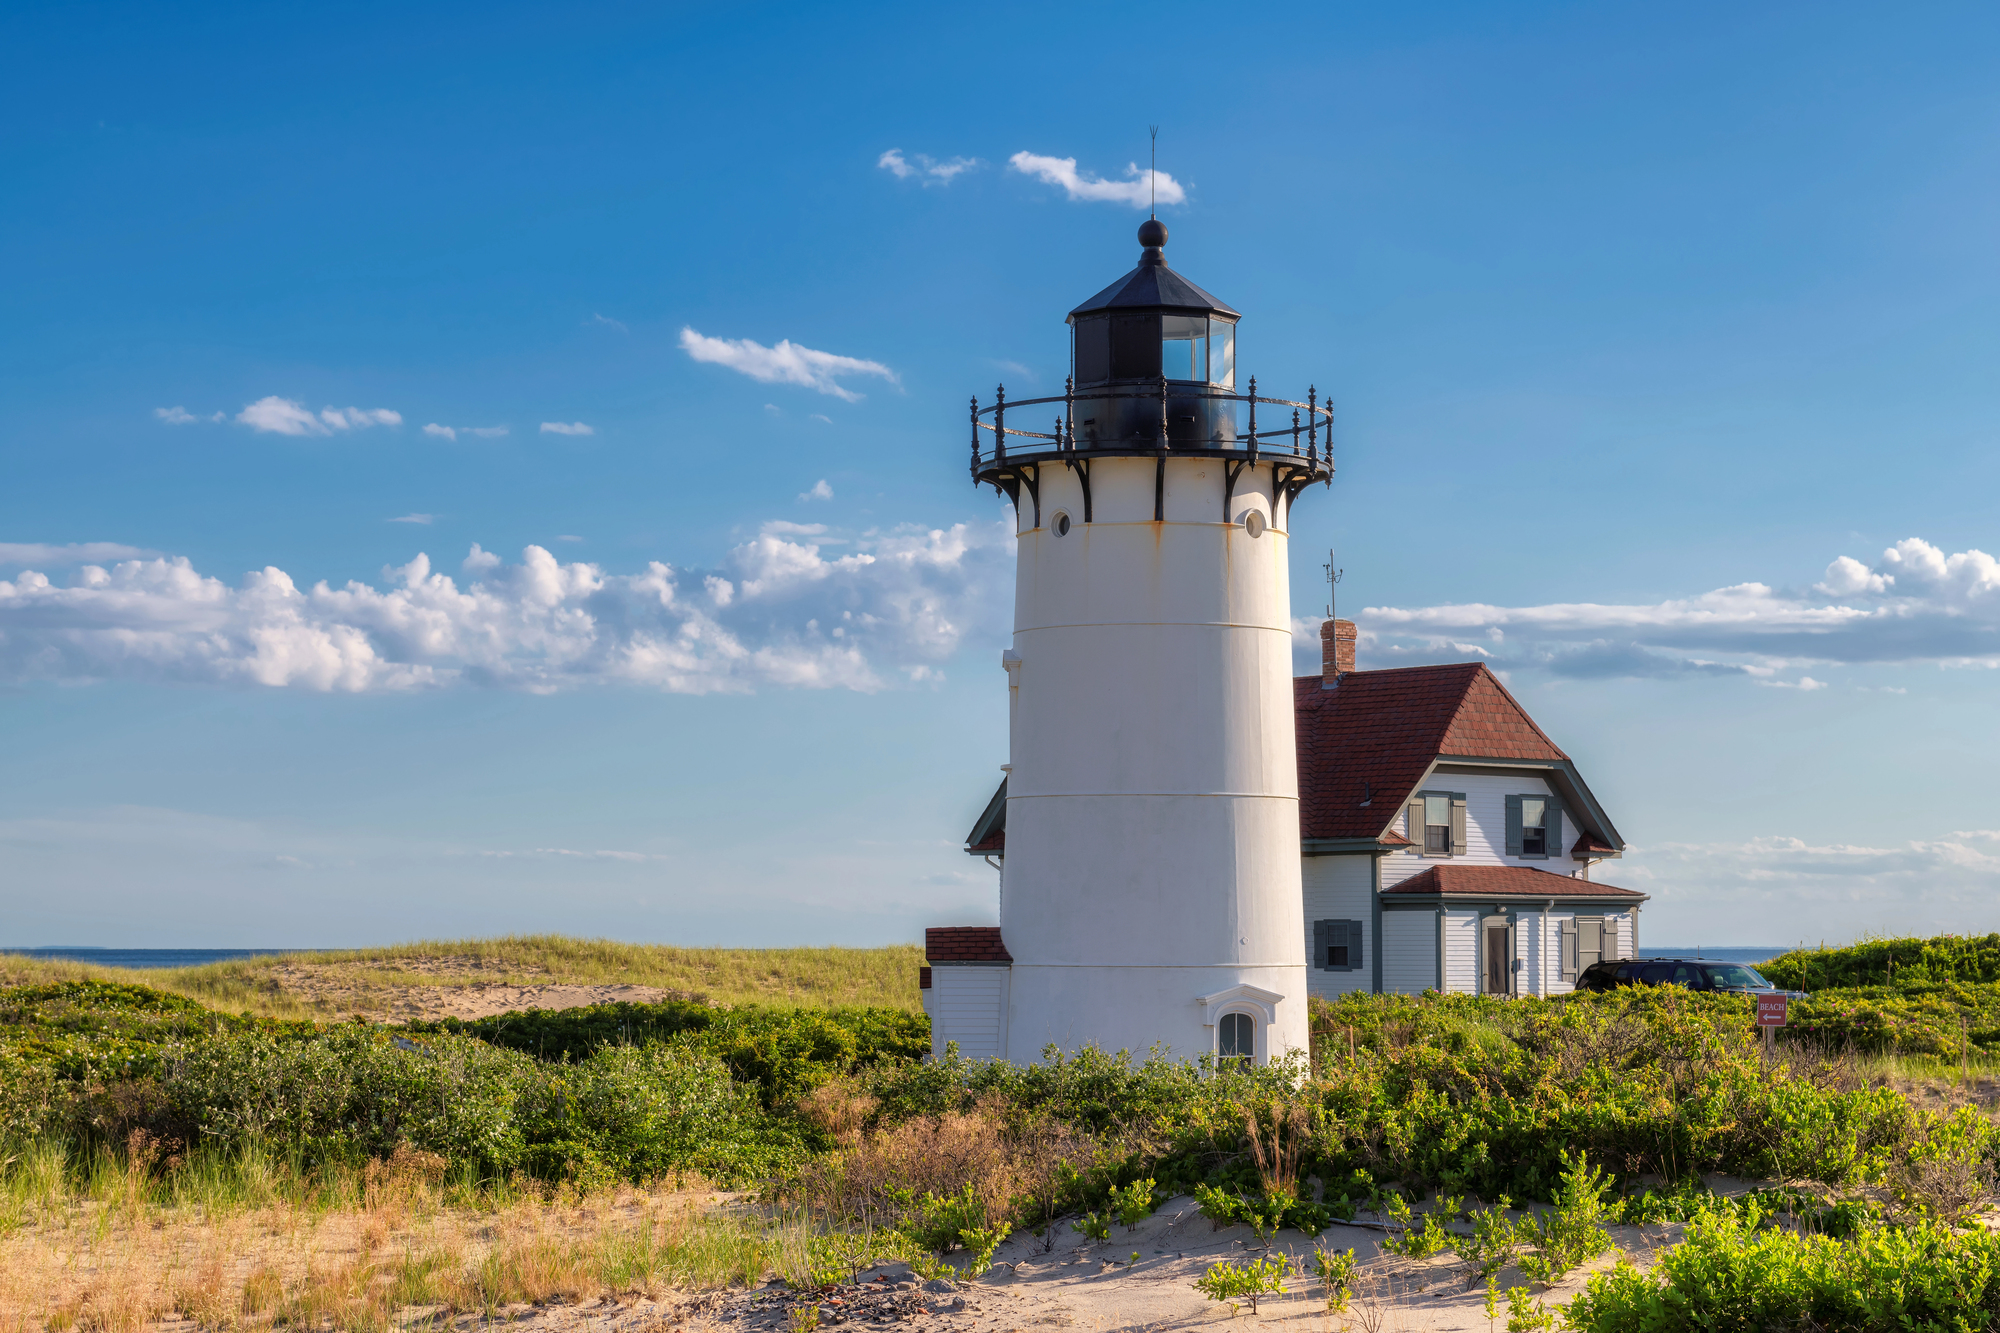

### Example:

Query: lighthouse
xmin=933 ymin=219 xmax=1334 ymax=1066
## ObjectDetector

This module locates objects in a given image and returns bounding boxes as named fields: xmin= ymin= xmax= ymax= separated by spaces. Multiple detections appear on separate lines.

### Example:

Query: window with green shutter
xmin=1507 ymin=794 xmax=1566 ymax=861
xmin=1313 ymin=919 xmax=1364 ymax=972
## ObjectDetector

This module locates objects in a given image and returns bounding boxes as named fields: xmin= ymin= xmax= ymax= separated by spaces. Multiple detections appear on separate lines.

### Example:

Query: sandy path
xmin=416 ymin=1197 xmax=1677 ymax=1333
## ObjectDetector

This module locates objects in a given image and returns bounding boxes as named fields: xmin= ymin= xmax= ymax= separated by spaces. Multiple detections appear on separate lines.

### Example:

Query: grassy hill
xmin=0 ymin=936 xmax=926 ymax=1017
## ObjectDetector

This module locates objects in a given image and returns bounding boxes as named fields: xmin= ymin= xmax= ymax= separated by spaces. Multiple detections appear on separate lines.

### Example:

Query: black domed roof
xmin=1067 ymin=221 xmax=1238 ymax=321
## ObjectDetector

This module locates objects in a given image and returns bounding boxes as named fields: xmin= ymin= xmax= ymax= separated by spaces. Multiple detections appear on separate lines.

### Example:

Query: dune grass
xmin=0 ymin=937 xmax=926 ymax=1018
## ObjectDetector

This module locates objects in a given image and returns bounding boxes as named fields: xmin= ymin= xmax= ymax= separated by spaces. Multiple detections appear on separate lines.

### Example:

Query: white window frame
xmin=1197 ymin=983 xmax=1283 ymax=1066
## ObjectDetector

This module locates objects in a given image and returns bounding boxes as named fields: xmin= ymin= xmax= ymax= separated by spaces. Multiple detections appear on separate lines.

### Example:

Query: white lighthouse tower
xmin=944 ymin=220 xmax=1333 ymax=1066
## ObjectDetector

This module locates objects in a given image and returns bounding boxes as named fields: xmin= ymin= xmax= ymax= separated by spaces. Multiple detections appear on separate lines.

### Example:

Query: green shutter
xmin=1549 ymin=804 xmax=1564 ymax=862
xmin=1312 ymin=919 xmax=1329 ymax=971
xmin=1505 ymin=795 xmax=1523 ymax=857
xmin=1346 ymin=919 xmax=1363 ymax=971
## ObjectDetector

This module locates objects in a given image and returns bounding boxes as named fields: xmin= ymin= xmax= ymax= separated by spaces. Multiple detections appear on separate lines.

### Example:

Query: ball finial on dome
xmin=1137 ymin=218 xmax=1168 ymax=249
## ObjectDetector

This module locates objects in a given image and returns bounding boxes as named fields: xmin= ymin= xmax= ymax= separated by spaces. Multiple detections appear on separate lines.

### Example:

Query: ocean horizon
xmin=5 ymin=943 xmax=1802 ymax=972
xmin=3 ymin=946 xmax=313 ymax=970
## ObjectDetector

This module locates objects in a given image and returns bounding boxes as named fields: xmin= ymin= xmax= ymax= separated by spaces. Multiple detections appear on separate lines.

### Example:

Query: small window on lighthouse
xmin=1052 ymin=511 xmax=1071 ymax=537
xmin=1243 ymin=511 xmax=1266 ymax=538
xmin=1219 ymin=1012 xmax=1254 ymax=1063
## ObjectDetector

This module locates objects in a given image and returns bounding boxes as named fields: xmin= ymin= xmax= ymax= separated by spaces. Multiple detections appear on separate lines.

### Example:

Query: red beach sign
xmin=1756 ymin=994 xmax=1788 ymax=1027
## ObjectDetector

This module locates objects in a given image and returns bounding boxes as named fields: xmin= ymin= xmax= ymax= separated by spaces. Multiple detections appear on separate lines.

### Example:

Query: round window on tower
xmin=1052 ymin=511 xmax=1072 ymax=537
xmin=1242 ymin=510 xmax=1266 ymax=538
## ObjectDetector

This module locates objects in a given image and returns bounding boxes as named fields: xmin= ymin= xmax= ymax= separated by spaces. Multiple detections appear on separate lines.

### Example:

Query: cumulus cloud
xmin=423 ymin=424 xmax=456 ymax=440
xmin=540 ymin=422 xmax=594 ymax=436
xmin=800 ymin=479 xmax=834 ymax=502
xmin=0 ymin=520 xmax=1011 ymax=695
xmin=1341 ymin=537 xmax=2000 ymax=681
xmin=0 ymin=543 xmax=153 ymax=566
xmin=237 ymin=397 xmax=401 ymax=436
xmin=878 ymin=149 xmax=978 ymax=185
xmin=679 ymin=327 xmax=898 ymax=403
xmin=1007 ymin=152 xmax=1187 ymax=208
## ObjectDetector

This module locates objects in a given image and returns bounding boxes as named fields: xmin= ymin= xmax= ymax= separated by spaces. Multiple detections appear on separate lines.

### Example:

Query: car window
xmin=1639 ymin=963 xmax=1673 ymax=984
xmin=1704 ymin=965 xmax=1774 ymax=989
xmin=1670 ymin=964 xmax=1701 ymax=988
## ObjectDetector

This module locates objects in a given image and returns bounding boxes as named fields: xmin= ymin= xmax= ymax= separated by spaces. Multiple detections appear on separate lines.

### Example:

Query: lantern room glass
xmin=1161 ymin=316 xmax=1206 ymax=383
xmin=1160 ymin=315 xmax=1237 ymax=387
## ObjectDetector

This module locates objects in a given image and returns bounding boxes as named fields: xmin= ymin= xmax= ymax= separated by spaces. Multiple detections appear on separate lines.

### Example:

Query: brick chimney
xmin=1321 ymin=618 xmax=1356 ymax=686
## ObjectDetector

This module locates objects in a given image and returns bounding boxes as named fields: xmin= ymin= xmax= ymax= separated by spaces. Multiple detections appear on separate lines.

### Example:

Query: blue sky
xmin=4 ymin=0 xmax=1999 ymax=948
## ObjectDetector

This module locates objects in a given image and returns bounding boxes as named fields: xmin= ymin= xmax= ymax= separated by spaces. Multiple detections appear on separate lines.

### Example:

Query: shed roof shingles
xmin=925 ymin=926 xmax=1013 ymax=963
xmin=1382 ymin=864 xmax=1643 ymax=899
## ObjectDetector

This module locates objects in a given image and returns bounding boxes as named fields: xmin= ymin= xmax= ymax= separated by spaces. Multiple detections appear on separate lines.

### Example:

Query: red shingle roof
xmin=1571 ymin=834 xmax=1618 ymax=856
xmin=1295 ymin=664 xmax=1567 ymax=841
xmin=925 ymin=926 xmax=1012 ymax=963
xmin=1382 ymin=864 xmax=1643 ymax=898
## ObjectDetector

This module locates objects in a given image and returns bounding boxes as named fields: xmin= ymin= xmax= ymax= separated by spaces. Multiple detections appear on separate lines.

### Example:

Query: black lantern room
xmin=970 ymin=221 xmax=1332 ymax=527
xmin=1067 ymin=218 xmax=1239 ymax=449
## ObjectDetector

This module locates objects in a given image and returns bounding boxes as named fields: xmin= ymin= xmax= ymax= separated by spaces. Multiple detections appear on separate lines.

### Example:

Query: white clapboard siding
xmin=930 ymin=967 xmax=1008 ymax=1060
xmin=1443 ymin=910 xmax=1480 ymax=993
xmin=1303 ymin=853 xmax=1374 ymax=998
xmin=1381 ymin=911 xmax=1436 ymax=995
xmin=1380 ymin=771 xmax=1569 ymax=889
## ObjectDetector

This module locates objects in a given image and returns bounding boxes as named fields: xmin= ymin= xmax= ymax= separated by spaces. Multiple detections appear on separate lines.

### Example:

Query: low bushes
xmin=1762 ymin=934 xmax=2000 ymax=991
xmin=1567 ymin=1212 xmax=2000 ymax=1330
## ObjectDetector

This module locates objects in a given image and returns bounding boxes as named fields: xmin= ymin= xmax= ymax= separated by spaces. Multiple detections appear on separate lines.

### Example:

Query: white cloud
xmin=0 ymin=542 xmax=153 ymax=566
xmin=1622 ymin=829 xmax=2000 ymax=942
xmin=154 ymin=406 xmax=220 ymax=425
xmin=468 ymin=426 xmax=508 ymax=438
xmin=423 ymin=424 xmax=457 ymax=440
xmin=540 ymin=421 xmax=594 ymax=436
xmin=810 ymin=414 xmax=832 ymax=425
xmin=388 ymin=514 xmax=434 ymax=525
xmin=764 ymin=521 xmax=827 ymax=536
xmin=679 ymin=327 xmax=898 ymax=403
xmin=0 ymin=520 xmax=1011 ymax=695
xmin=1349 ymin=537 xmax=2000 ymax=680
xmin=1814 ymin=555 xmax=1891 ymax=596
xmin=425 ymin=423 xmax=508 ymax=441
xmin=556 ymin=535 xmax=582 ymax=543
xmin=800 ymin=479 xmax=834 ymax=502
xmin=589 ymin=313 xmax=629 ymax=332
xmin=236 ymin=397 xmax=401 ymax=436
xmin=878 ymin=149 xmax=978 ymax=185
xmin=1007 ymin=152 xmax=1187 ymax=208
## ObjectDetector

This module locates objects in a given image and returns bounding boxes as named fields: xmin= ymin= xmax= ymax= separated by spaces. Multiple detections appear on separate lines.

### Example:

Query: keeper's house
xmin=932 ymin=620 xmax=1645 ymax=1055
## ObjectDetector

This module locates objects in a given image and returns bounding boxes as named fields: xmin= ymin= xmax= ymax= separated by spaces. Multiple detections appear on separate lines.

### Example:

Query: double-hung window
xmin=1506 ymin=794 xmax=1564 ymax=861
xmin=1521 ymin=799 xmax=1547 ymax=856
xmin=1408 ymin=792 xmax=1466 ymax=857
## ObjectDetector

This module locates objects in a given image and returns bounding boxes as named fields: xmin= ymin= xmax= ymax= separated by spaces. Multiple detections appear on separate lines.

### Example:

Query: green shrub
xmin=1566 ymin=1212 xmax=2000 ymax=1330
xmin=515 ymin=1041 xmax=808 ymax=1182
xmin=1193 ymin=1254 xmax=1290 ymax=1315
xmin=413 ymin=1001 xmax=928 ymax=1105
xmin=1761 ymin=935 xmax=2000 ymax=991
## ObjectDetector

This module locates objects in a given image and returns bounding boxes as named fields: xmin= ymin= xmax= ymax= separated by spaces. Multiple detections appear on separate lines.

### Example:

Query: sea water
xmin=2 ymin=946 xmax=309 ymax=970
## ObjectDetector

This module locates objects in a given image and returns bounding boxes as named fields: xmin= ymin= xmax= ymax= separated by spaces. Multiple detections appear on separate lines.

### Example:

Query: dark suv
xmin=1575 ymin=958 xmax=1808 ymax=998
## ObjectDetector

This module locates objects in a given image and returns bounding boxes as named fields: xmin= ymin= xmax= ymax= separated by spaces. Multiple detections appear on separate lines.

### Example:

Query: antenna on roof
xmin=1324 ymin=549 xmax=1343 ymax=619
xmin=1148 ymin=125 xmax=1159 ymax=217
